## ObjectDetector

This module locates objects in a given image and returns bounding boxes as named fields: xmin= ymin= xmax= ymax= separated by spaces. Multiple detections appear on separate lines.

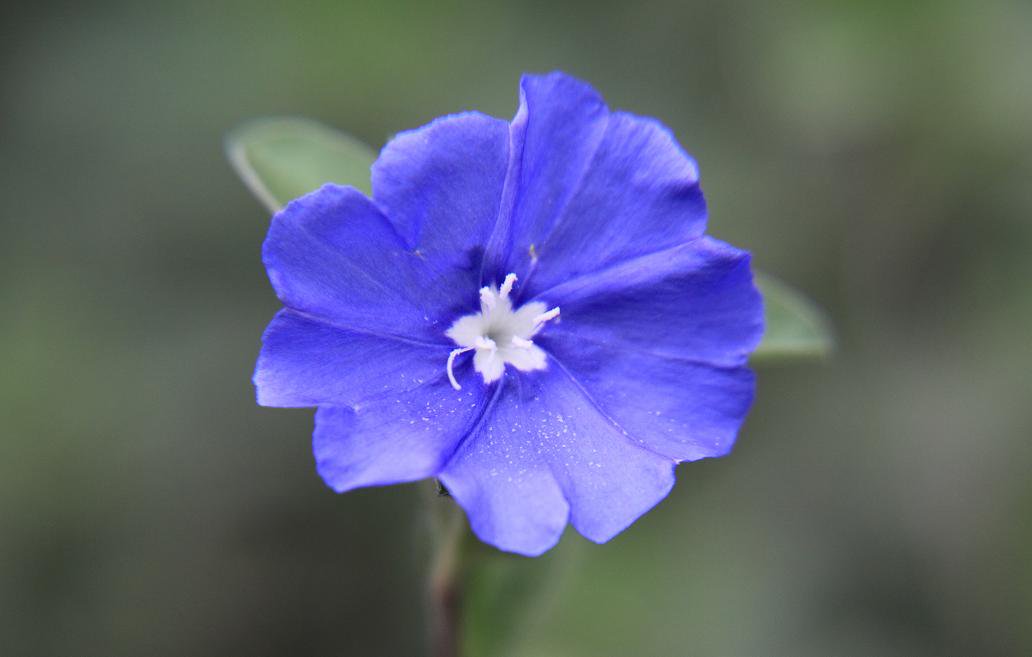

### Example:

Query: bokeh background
xmin=3 ymin=0 xmax=1031 ymax=655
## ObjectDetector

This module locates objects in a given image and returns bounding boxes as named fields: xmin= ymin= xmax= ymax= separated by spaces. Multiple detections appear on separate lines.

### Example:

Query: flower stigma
xmin=445 ymin=273 xmax=560 ymax=390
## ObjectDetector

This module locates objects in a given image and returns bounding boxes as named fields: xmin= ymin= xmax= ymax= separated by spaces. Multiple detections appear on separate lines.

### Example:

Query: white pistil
xmin=446 ymin=346 xmax=474 ymax=391
xmin=444 ymin=273 xmax=561 ymax=389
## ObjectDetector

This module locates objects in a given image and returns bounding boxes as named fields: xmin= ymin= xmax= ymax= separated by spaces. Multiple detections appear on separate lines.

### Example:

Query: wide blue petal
xmin=313 ymin=379 xmax=489 ymax=493
xmin=481 ymin=71 xmax=609 ymax=284
xmin=371 ymin=112 xmax=510 ymax=270
xmin=439 ymin=365 xmax=676 ymax=555
xmin=262 ymin=184 xmax=475 ymax=342
xmin=516 ymin=111 xmax=706 ymax=295
xmin=254 ymin=308 xmax=455 ymax=408
xmin=483 ymin=72 xmax=706 ymax=294
xmin=534 ymin=236 xmax=763 ymax=367
xmin=542 ymin=335 xmax=755 ymax=462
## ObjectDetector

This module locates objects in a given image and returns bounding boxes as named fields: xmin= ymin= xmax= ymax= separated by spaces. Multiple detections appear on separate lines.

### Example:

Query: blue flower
xmin=254 ymin=72 xmax=763 ymax=556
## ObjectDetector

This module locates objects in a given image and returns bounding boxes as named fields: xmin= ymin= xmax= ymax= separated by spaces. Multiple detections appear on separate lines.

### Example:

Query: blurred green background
xmin=3 ymin=0 xmax=1031 ymax=655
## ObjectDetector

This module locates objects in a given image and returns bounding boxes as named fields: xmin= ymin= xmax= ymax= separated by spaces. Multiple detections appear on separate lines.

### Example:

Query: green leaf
xmin=225 ymin=117 xmax=377 ymax=212
xmin=752 ymin=273 xmax=833 ymax=361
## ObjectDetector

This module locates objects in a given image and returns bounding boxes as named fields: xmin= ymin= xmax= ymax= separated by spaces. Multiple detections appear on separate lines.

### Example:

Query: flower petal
xmin=516 ymin=110 xmax=706 ymax=294
xmin=482 ymin=71 xmax=609 ymax=283
xmin=254 ymin=309 xmax=450 ymax=408
xmin=485 ymin=72 xmax=706 ymax=292
xmin=542 ymin=334 xmax=756 ymax=462
xmin=439 ymin=366 xmax=677 ymax=554
xmin=514 ymin=112 xmax=707 ymax=295
xmin=534 ymin=236 xmax=763 ymax=367
xmin=371 ymin=112 xmax=510 ymax=268
xmin=313 ymin=380 xmax=489 ymax=493
xmin=263 ymin=184 xmax=476 ymax=341
xmin=439 ymin=419 xmax=570 ymax=557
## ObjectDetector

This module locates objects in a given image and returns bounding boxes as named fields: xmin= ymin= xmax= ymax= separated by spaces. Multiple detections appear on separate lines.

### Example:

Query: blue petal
xmin=439 ymin=366 xmax=677 ymax=555
xmin=542 ymin=334 xmax=756 ymax=462
xmin=484 ymin=72 xmax=706 ymax=292
xmin=262 ymin=184 xmax=475 ymax=342
xmin=254 ymin=309 xmax=453 ymax=408
xmin=534 ymin=236 xmax=763 ymax=367
xmin=371 ymin=112 xmax=510 ymax=270
xmin=313 ymin=379 xmax=489 ymax=492
xmin=481 ymin=72 xmax=609 ymax=283
xmin=516 ymin=111 xmax=706 ymax=294
xmin=439 ymin=414 xmax=570 ymax=557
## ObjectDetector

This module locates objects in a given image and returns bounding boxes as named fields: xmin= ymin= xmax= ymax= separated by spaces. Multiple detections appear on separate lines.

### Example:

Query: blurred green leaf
xmin=225 ymin=117 xmax=377 ymax=212
xmin=752 ymin=273 xmax=833 ymax=361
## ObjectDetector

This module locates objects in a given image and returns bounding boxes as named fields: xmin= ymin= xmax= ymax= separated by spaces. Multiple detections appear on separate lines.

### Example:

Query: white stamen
xmin=446 ymin=346 xmax=473 ymax=390
xmin=533 ymin=307 xmax=560 ymax=325
xmin=479 ymin=286 xmax=496 ymax=311
xmin=499 ymin=273 xmax=518 ymax=299
xmin=444 ymin=273 xmax=556 ymax=389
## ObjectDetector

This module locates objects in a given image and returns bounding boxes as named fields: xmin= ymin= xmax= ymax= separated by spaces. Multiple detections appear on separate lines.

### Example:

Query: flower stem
xmin=427 ymin=482 xmax=466 ymax=657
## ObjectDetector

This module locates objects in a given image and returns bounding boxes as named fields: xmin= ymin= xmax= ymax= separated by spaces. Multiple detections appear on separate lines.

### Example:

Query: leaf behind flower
xmin=751 ymin=272 xmax=834 ymax=361
xmin=225 ymin=117 xmax=377 ymax=212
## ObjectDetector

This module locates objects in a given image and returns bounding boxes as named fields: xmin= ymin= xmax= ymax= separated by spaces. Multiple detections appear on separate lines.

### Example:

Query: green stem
xmin=427 ymin=482 xmax=466 ymax=657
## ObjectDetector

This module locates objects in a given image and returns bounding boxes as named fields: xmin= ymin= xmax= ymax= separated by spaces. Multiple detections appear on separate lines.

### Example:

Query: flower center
xmin=445 ymin=273 xmax=560 ymax=390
